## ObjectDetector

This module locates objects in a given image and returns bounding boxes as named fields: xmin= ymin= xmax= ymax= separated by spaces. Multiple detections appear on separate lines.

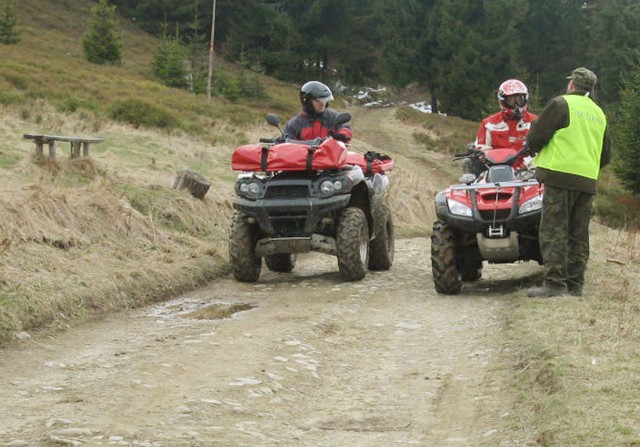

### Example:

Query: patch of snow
xmin=409 ymin=101 xmax=432 ymax=113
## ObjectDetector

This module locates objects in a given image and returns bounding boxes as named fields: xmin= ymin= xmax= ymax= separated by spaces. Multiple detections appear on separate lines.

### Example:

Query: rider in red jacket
xmin=284 ymin=81 xmax=352 ymax=142
xmin=465 ymin=79 xmax=537 ymax=176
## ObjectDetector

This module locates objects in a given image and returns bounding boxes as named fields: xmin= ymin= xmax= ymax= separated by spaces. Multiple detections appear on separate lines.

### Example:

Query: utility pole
xmin=206 ymin=0 xmax=217 ymax=102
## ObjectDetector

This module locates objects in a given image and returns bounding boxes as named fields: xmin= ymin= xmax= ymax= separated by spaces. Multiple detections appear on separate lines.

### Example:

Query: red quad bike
xmin=431 ymin=145 xmax=544 ymax=294
xmin=229 ymin=112 xmax=395 ymax=282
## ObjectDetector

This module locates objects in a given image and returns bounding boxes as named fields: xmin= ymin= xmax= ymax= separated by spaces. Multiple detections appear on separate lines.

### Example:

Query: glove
xmin=522 ymin=144 xmax=535 ymax=156
xmin=331 ymin=132 xmax=349 ymax=142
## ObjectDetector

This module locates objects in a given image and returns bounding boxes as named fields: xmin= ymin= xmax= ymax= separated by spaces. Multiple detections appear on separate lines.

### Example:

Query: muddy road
xmin=0 ymin=238 xmax=539 ymax=446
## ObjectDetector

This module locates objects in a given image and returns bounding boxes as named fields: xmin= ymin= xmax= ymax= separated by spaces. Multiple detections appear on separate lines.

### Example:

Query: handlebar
xmin=503 ymin=145 xmax=533 ymax=166
xmin=260 ymin=136 xmax=345 ymax=146
xmin=259 ymin=137 xmax=284 ymax=144
xmin=453 ymin=148 xmax=484 ymax=160
xmin=453 ymin=145 xmax=532 ymax=166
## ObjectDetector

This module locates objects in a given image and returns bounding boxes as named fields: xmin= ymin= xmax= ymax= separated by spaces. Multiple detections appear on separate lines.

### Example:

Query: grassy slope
xmin=505 ymin=225 xmax=640 ymax=446
xmin=1 ymin=1 xmax=640 ymax=446
xmin=0 ymin=0 xmax=300 ymax=340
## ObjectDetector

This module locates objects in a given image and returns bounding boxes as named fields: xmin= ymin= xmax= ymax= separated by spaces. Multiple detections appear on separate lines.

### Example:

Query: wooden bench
xmin=23 ymin=133 xmax=103 ymax=159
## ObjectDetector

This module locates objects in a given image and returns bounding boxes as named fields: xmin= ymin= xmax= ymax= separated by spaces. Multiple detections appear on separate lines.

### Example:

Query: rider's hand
xmin=522 ymin=144 xmax=535 ymax=156
xmin=331 ymin=132 xmax=349 ymax=142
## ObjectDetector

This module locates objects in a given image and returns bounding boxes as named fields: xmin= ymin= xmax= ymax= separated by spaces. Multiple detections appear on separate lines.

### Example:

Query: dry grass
xmin=349 ymin=106 xmax=474 ymax=237
xmin=503 ymin=223 xmax=640 ymax=446
xmin=0 ymin=0 xmax=298 ymax=348
xmin=395 ymin=106 xmax=478 ymax=154
xmin=0 ymin=74 xmax=472 ymax=341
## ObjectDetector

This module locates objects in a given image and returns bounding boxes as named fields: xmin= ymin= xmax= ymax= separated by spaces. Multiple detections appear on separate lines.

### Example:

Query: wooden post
xmin=82 ymin=141 xmax=90 ymax=156
xmin=71 ymin=141 xmax=81 ymax=158
xmin=206 ymin=0 xmax=217 ymax=102
xmin=35 ymin=141 xmax=44 ymax=157
xmin=48 ymin=141 xmax=56 ymax=158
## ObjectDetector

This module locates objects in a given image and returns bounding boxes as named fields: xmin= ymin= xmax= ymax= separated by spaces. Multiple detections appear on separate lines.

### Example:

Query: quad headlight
xmin=518 ymin=195 xmax=543 ymax=214
xmin=517 ymin=169 xmax=535 ymax=181
xmin=238 ymin=181 xmax=261 ymax=199
xmin=447 ymin=198 xmax=473 ymax=217
xmin=319 ymin=180 xmax=344 ymax=197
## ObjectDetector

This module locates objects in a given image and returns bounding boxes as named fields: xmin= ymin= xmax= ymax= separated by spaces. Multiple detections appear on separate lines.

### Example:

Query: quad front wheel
xmin=431 ymin=220 xmax=461 ymax=294
xmin=229 ymin=212 xmax=262 ymax=282
xmin=336 ymin=207 xmax=369 ymax=281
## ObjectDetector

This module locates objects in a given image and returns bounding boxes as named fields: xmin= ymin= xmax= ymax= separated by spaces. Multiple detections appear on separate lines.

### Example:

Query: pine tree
xmin=613 ymin=56 xmax=640 ymax=195
xmin=0 ymin=0 xmax=20 ymax=45
xmin=584 ymin=1 xmax=640 ymax=104
xmin=430 ymin=0 xmax=490 ymax=120
xmin=82 ymin=0 xmax=123 ymax=65
xmin=153 ymin=35 xmax=190 ymax=89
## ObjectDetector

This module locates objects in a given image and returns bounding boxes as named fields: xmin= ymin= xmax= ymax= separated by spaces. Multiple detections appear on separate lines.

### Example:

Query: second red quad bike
xmin=431 ymin=145 xmax=544 ymax=294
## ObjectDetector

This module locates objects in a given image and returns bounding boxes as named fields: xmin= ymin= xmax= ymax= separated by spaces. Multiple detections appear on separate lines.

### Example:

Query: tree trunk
xmin=172 ymin=169 xmax=211 ymax=199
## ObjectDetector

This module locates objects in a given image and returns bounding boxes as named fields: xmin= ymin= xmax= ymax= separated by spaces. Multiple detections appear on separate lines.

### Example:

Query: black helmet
xmin=300 ymin=81 xmax=334 ymax=109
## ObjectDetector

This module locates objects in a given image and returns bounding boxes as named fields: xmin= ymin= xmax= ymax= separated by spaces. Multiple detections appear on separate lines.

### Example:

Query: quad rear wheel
xmin=368 ymin=205 xmax=394 ymax=271
xmin=431 ymin=220 xmax=461 ymax=294
xmin=265 ymin=254 xmax=297 ymax=273
xmin=336 ymin=207 xmax=369 ymax=281
xmin=460 ymin=260 xmax=483 ymax=282
xmin=458 ymin=233 xmax=483 ymax=282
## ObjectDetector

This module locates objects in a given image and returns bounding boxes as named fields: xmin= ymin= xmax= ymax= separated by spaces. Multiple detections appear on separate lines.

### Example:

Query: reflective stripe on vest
xmin=534 ymin=95 xmax=606 ymax=180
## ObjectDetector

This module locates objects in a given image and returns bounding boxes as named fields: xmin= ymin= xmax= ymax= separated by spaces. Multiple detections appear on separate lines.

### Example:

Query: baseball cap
xmin=567 ymin=67 xmax=597 ymax=89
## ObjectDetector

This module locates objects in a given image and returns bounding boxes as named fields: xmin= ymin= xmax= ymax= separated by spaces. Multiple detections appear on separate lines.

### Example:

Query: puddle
xmin=147 ymin=298 xmax=257 ymax=320
xmin=182 ymin=303 xmax=257 ymax=320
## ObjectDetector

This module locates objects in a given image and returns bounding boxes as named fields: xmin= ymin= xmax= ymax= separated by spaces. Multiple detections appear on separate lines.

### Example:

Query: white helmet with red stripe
xmin=497 ymin=79 xmax=529 ymax=120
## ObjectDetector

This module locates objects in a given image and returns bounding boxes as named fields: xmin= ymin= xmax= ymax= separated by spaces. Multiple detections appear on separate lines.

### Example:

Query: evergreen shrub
xmin=0 ymin=0 xmax=20 ymax=45
xmin=82 ymin=0 xmax=122 ymax=65
xmin=109 ymin=99 xmax=179 ymax=129
xmin=153 ymin=38 xmax=189 ymax=89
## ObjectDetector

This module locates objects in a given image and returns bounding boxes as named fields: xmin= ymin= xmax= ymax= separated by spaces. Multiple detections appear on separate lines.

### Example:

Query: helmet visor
xmin=504 ymin=94 xmax=526 ymax=108
xmin=315 ymin=94 xmax=333 ymax=103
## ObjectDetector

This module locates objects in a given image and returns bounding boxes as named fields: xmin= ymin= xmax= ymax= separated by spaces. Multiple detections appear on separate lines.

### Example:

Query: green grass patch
xmin=0 ymin=153 xmax=21 ymax=169
xmin=58 ymin=95 xmax=101 ymax=114
xmin=594 ymin=168 xmax=640 ymax=230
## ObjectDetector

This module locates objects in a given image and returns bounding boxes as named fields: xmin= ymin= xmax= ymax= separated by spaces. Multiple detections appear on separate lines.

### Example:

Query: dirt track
xmin=0 ymin=238 xmax=540 ymax=446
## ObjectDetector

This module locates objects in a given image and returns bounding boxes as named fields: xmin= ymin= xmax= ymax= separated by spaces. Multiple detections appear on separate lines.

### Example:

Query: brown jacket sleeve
xmin=600 ymin=126 xmax=611 ymax=168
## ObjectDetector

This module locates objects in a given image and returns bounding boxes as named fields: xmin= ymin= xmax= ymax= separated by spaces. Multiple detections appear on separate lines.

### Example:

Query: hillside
xmin=0 ymin=0 xmax=478 ymax=341
xmin=2 ymin=2 xmax=640 ymax=446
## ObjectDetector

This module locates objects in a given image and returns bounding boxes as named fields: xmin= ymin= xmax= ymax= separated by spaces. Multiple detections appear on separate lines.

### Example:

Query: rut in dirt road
xmin=0 ymin=238 xmax=537 ymax=447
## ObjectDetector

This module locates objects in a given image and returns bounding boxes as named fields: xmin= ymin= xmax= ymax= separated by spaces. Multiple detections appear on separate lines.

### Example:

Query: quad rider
xmin=284 ymin=81 xmax=353 ymax=142
xmin=464 ymin=79 xmax=537 ymax=176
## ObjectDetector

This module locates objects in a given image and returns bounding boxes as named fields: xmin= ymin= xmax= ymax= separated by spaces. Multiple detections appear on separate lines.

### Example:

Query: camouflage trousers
xmin=539 ymin=185 xmax=594 ymax=292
